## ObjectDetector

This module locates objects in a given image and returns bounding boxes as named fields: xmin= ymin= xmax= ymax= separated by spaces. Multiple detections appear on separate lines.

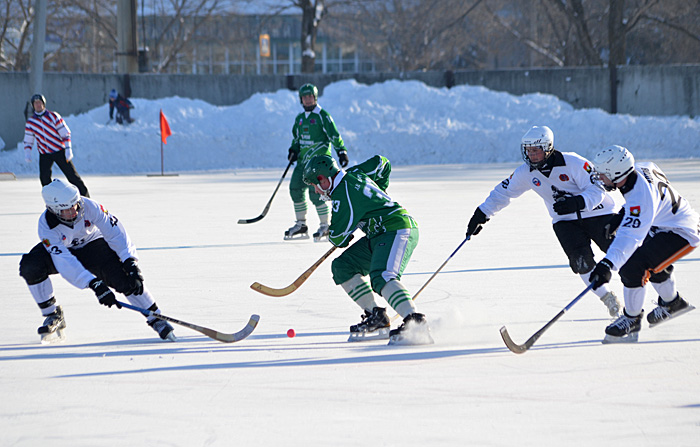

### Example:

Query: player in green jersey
xmin=286 ymin=84 xmax=349 ymax=241
xmin=303 ymin=154 xmax=433 ymax=345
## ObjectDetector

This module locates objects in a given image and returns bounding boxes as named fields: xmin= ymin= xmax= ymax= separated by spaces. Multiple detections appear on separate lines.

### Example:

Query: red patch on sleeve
xmin=630 ymin=206 xmax=641 ymax=216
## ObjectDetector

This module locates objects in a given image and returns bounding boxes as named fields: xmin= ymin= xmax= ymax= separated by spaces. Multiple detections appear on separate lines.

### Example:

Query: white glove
xmin=65 ymin=147 xmax=73 ymax=162
xmin=24 ymin=148 xmax=32 ymax=163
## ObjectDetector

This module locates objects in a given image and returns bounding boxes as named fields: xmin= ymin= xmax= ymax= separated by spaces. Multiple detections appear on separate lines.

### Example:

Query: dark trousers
xmin=39 ymin=151 xmax=90 ymax=197
xmin=19 ymin=239 xmax=131 ymax=294
xmin=619 ymin=230 xmax=694 ymax=288
xmin=553 ymin=214 xmax=616 ymax=274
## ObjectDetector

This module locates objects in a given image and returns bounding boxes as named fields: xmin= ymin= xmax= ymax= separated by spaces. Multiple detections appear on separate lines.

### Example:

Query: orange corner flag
xmin=160 ymin=109 xmax=172 ymax=144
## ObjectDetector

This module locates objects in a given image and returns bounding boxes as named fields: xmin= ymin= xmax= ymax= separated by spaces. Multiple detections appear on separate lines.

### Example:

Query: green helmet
xmin=298 ymin=83 xmax=318 ymax=100
xmin=303 ymin=155 xmax=339 ymax=187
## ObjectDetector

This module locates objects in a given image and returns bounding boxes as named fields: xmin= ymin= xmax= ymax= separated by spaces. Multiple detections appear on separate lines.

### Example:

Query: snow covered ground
xmin=2 ymin=162 xmax=700 ymax=446
xmin=1 ymin=80 xmax=699 ymax=446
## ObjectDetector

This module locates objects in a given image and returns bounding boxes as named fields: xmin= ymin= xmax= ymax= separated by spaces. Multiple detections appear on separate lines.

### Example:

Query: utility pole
xmin=117 ymin=0 xmax=139 ymax=74
xmin=29 ymin=0 xmax=48 ymax=96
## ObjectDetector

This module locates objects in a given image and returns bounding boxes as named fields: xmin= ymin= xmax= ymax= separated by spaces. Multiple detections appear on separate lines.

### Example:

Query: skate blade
xmin=40 ymin=329 xmax=66 ymax=344
xmin=388 ymin=328 xmax=435 ymax=346
xmin=648 ymin=304 xmax=695 ymax=328
xmin=601 ymin=331 xmax=639 ymax=344
xmin=313 ymin=236 xmax=329 ymax=242
xmin=347 ymin=328 xmax=390 ymax=342
xmin=284 ymin=233 xmax=310 ymax=240
xmin=164 ymin=332 xmax=178 ymax=342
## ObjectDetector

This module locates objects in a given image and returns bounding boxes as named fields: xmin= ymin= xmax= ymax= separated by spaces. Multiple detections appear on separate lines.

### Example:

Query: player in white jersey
xmin=588 ymin=145 xmax=699 ymax=343
xmin=19 ymin=179 xmax=176 ymax=342
xmin=465 ymin=126 xmax=621 ymax=316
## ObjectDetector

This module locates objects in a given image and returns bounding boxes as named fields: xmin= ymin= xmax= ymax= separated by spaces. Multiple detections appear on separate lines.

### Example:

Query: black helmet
xmin=30 ymin=94 xmax=46 ymax=106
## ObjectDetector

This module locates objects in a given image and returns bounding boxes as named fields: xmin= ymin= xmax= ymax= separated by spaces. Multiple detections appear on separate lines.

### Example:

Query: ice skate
xmin=600 ymin=291 xmax=621 ymax=317
xmin=313 ymin=223 xmax=329 ymax=242
xmin=284 ymin=221 xmax=309 ymax=240
xmin=602 ymin=309 xmax=642 ymax=344
xmin=38 ymin=306 xmax=66 ymax=344
xmin=388 ymin=313 xmax=434 ymax=346
xmin=348 ymin=307 xmax=391 ymax=342
xmin=148 ymin=318 xmax=177 ymax=341
xmin=647 ymin=294 xmax=695 ymax=328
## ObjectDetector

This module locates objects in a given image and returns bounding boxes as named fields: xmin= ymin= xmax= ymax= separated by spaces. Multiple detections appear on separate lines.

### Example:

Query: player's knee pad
xmin=290 ymin=187 xmax=306 ymax=204
xmin=19 ymin=255 xmax=50 ymax=285
xmin=569 ymin=253 xmax=596 ymax=274
xmin=619 ymin=263 xmax=646 ymax=288
xmin=331 ymin=257 xmax=355 ymax=286
xmin=371 ymin=272 xmax=395 ymax=295
xmin=649 ymin=265 xmax=673 ymax=284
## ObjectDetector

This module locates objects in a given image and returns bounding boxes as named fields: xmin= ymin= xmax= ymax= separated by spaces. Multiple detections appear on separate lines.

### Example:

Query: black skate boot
xmin=148 ymin=318 xmax=177 ymax=341
xmin=388 ymin=313 xmax=434 ymax=346
xmin=602 ymin=309 xmax=643 ymax=344
xmin=284 ymin=221 xmax=309 ymax=240
xmin=38 ymin=306 xmax=66 ymax=343
xmin=348 ymin=307 xmax=390 ymax=342
xmin=647 ymin=294 xmax=695 ymax=328
xmin=313 ymin=223 xmax=329 ymax=242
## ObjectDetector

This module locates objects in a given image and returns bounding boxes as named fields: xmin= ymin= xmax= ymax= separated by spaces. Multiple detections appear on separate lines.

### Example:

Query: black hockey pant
xmin=19 ymin=238 xmax=133 ymax=294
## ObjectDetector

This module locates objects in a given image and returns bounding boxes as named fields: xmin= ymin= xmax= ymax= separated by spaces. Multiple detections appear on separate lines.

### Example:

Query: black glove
xmin=288 ymin=148 xmax=298 ymax=162
xmin=89 ymin=278 xmax=121 ymax=308
xmin=605 ymin=208 xmax=625 ymax=240
xmin=338 ymin=151 xmax=349 ymax=167
xmin=122 ymin=257 xmax=144 ymax=296
xmin=466 ymin=207 xmax=489 ymax=237
xmin=589 ymin=258 xmax=614 ymax=290
xmin=553 ymin=195 xmax=585 ymax=215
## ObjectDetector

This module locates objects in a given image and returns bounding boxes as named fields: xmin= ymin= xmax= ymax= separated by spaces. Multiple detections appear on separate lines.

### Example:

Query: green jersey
xmin=328 ymin=161 xmax=417 ymax=248
xmin=289 ymin=105 xmax=346 ymax=165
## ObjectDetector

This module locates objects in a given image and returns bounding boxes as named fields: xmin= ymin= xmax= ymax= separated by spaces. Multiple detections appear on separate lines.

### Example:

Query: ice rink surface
xmin=2 ymin=161 xmax=699 ymax=446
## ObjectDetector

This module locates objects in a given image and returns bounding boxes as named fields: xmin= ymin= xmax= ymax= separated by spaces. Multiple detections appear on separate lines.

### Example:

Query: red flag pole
xmin=160 ymin=138 xmax=164 ymax=176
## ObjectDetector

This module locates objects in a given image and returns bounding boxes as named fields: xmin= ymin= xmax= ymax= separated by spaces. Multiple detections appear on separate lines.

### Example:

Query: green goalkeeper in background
xmin=285 ymin=83 xmax=349 ymax=241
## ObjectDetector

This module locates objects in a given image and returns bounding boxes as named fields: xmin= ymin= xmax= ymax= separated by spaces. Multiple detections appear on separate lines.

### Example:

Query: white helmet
xmin=42 ymin=179 xmax=84 ymax=225
xmin=593 ymin=145 xmax=635 ymax=184
xmin=521 ymin=125 xmax=554 ymax=168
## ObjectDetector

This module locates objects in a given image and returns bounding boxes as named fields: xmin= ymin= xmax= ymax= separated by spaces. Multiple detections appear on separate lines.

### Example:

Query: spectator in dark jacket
xmin=108 ymin=89 xmax=135 ymax=125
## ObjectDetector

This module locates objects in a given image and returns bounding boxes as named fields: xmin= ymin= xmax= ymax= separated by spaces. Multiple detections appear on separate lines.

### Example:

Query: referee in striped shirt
xmin=24 ymin=94 xmax=90 ymax=197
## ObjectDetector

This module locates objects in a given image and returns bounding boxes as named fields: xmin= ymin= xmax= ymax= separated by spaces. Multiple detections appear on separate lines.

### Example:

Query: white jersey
xmin=605 ymin=162 xmax=700 ymax=270
xmin=38 ymin=198 xmax=138 ymax=289
xmin=479 ymin=151 xmax=617 ymax=223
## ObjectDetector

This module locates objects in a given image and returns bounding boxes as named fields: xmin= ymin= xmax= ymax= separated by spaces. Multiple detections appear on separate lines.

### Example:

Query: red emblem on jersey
xmin=99 ymin=204 xmax=109 ymax=214
xmin=559 ymin=174 xmax=569 ymax=182
xmin=85 ymin=220 xmax=91 ymax=227
xmin=532 ymin=178 xmax=541 ymax=187
xmin=42 ymin=238 xmax=50 ymax=247
xmin=583 ymin=162 xmax=592 ymax=173
xmin=630 ymin=206 xmax=641 ymax=216
xmin=310 ymin=119 xmax=316 ymax=124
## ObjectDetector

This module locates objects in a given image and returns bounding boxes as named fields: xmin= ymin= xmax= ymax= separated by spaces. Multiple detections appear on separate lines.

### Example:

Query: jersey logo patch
xmin=559 ymin=174 xmax=569 ymax=182
xmin=310 ymin=119 xmax=316 ymax=124
xmin=85 ymin=220 xmax=91 ymax=227
xmin=42 ymin=238 xmax=50 ymax=247
xmin=583 ymin=162 xmax=592 ymax=173
xmin=532 ymin=177 xmax=541 ymax=187
xmin=630 ymin=206 xmax=641 ymax=216
xmin=99 ymin=204 xmax=109 ymax=214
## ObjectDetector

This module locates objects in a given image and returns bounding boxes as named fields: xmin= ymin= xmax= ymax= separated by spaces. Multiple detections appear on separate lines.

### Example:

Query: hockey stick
xmin=499 ymin=283 xmax=595 ymax=354
xmin=250 ymin=244 xmax=339 ymax=297
xmin=238 ymin=161 xmax=293 ymax=224
xmin=117 ymin=301 xmax=260 ymax=343
xmin=390 ymin=236 xmax=470 ymax=322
